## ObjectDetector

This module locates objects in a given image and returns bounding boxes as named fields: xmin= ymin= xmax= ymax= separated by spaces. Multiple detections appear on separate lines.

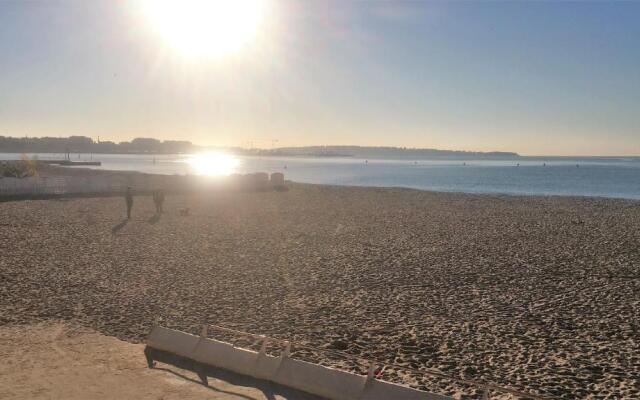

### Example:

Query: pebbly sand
xmin=1 ymin=184 xmax=639 ymax=398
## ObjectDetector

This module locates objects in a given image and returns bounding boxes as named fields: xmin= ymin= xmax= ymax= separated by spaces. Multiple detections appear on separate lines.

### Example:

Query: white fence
xmin=0 ymin=173 xmax=286 ymax=197
xmin=147 ymin=325 xmax=551 ymax=400
xmin=147 ymin=325 xmax=451 ymax=400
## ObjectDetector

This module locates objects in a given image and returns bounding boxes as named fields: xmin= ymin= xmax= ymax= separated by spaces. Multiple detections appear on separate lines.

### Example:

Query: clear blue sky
xmin=0 ymin=0 xmax=638 ymax=155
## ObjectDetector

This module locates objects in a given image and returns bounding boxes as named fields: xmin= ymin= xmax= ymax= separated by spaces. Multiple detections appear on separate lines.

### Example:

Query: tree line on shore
xmin=0 ymin=136 xmax=196 ymax=154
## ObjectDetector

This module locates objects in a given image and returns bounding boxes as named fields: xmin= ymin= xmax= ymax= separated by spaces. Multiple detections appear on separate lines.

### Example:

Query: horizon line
xmin=1 ymin=134 xmax=639 ymax=158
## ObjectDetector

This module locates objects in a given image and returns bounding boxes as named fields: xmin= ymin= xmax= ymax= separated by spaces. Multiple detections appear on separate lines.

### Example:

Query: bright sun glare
xmin=188 ymin=153 xmax=239 ymax=176
xmin=142 ymin=0 xmax=266 ymax=59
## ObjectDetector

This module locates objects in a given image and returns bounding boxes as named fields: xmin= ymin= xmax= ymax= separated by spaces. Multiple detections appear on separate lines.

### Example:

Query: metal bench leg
xmin=143 ymin=346 xmax=156 ymax=369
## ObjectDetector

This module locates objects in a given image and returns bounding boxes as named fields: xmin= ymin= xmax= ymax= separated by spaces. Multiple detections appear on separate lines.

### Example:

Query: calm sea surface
xmin=2 ymin=153 xmax=640 ymax=200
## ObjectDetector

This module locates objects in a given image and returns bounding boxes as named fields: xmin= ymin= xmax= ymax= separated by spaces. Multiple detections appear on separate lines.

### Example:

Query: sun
xmin=187 ymin=153 xmax=240 ymax=176
xmin=141 ymin=0 xmax=266 ymax=59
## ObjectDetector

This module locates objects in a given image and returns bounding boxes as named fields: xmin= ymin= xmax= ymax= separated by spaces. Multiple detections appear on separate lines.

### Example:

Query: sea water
xmin=2 ymin=153 xmax=639 ymax=200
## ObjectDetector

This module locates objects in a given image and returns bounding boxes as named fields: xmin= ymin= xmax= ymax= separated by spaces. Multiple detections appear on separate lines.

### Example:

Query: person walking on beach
xmin=125 ymin=186 xmax=133 ymax=219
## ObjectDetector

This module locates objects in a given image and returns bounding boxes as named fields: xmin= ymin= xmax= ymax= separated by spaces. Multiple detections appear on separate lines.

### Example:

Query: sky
xmin=0 ymin=1 xmax=639 ymax=156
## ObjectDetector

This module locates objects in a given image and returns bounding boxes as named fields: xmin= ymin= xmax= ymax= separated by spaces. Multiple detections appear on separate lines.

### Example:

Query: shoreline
xmin=3 ymin=158 xmax=640 ymax=201
xmin=3 ymin=179 xmax=640 ymax=204
xmin=1 ymin=161 xmax=639 ymax=202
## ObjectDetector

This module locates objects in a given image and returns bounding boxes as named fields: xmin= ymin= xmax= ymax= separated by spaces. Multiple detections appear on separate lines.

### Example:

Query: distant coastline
xmin=263 ymin=145 xmax=518 ymax=160
xmin=3 ymin=135 xmax=639 ymax=161
xmin=0 ymin=135 xmax=518 ymax=160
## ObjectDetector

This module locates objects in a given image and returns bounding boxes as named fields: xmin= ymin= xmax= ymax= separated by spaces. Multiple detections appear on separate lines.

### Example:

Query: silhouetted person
xmin=125 ymin=187 xmax=133 ymax=219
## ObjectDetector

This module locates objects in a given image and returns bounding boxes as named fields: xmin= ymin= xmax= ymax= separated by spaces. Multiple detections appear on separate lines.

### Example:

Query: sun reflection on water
xmin=187 ymin=153 xmax=239 ymax=176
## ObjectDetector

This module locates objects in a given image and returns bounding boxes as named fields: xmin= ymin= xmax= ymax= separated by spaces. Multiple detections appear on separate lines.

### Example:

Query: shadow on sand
xmin=111 ymin=219 xmax=128 ymax=234
xmin=154 ymin=367 xmax=260 ymax=400
xmin=147 ymin=213 xmax=161 ymax=225
xmin=145 ymin=347 xmax=322 ymax=400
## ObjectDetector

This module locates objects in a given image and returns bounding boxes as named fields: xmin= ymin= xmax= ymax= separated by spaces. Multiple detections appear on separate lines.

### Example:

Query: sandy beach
xmin=1 ymin=184 xmax=639 ymax=399
xmin=0 ymin=322 xmax=320 ymax=400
